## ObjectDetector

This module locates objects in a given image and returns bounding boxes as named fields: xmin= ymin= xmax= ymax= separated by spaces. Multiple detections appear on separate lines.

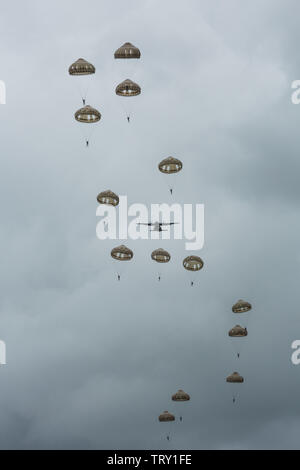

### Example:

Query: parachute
xmin=226 ymin=372 xmax=244 ymax=383
xmin=111 ymin=244 xmax=133 ymax=261
xmin=69 ymin=58 xmax=95 ymax=105
xmin=97 ymin=190 xmax=119 ymax=207
xmin=228 ymin=325 xmax=248 ymax=359
xmin=158 ymin=157 xmax=183 ymax=195
xmin=110 ymin=245 xmax=134 ymax=281
xmin=151 ymin=248 xmax=171 ymax=281
xmin=74 ymin=105 xmax=101 ymax=146
xmin=232 ymin=299 xmax=252 ymax=314
xmin=114 ymin=42 xmax=141 ymax=59
xmin=183 ymin=255 xmax=204 ymax=286
xmin=115 ymin=79 xmax=141 ymax=122
xmin=226 ymin=372 xmax=244 ymax=404
xmin=228 ymin=325 xmax=248 ymax=337
xmin=158 ymin=411 xmax=175 ymax=442
xmin=171 ymin=389 xmax=190 ymax=422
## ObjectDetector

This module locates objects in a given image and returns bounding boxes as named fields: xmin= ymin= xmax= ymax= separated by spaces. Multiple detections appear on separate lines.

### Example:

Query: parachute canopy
xmin=226 ymin=372 xmax=244 ymax=383
xmin=97 ymin=190 xmax=119 ymax=207
xmin=114 ymin=42 xmax=141 ymax=59
xmin=172 ymin=389 xmax=190 ymax=402
xmin=158 ymin=411 xmax=175 ymax=422
xmin=111 ymin=245 xmax=133 ymax=261
xmin=232 ymin=299 xmax=252 ymax=314
xmin=115 ymin=79 xmax=141 ymax=97
xmin=69 ymin=58 xmax=95 ymax=75
xmin=151 ymin=248 xmax=171 ymax=263
xmin=183 ymin=256 xmax=204 ymax=271
xmin=75 ymin=105 xmax=101 ymax=123
xmin=228 ymin=325 xmax=248 ymax=337
xmin=158 ymin=157 xmax=183 ymax=174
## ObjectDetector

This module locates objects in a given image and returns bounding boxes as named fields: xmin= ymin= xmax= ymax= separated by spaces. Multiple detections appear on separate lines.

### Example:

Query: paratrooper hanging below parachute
xmin=74 ymin=105 xmax=101 ymax=147
xmin=69 ymin=58 xmax=96 ymax=105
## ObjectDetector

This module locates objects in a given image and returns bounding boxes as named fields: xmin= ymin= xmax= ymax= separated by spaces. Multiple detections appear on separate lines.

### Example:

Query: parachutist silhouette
xmin=158 ymin=276 xmax=161 ymax=282
xmin=179 ymin=416 xmax=183 ymax=422
xmin=166 ymin=435 xmax=170 ymax=441
xmin=170 ymin=188 xmax=173 ymax=195
xmin=237 ymin=353 xmax=240 ymax=359
xmin=191 ymin=281 xmax=194 ymax=287
xmin=127 ymin=116 xmax=130 ymax=123
xmin=86 ymin=140 xmax=89 ymax=147
xmin=117 ymin=274 xmax=120 ymax=281
xmin=233 ymin=398 xmax=236 ymax=404
xmin=82 ymin=98 xmax=86 ymax=105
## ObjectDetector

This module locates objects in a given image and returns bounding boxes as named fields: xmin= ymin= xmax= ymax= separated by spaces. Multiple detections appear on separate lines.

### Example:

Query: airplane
xmin=137 ymin=221 xmax=178 ymax=232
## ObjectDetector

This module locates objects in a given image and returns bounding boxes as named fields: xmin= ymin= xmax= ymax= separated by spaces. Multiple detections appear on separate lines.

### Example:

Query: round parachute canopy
xmin=232 ymin=299 xmax=252 ymax=314
xmin=228 ymin=325 xmax=248 ymax=337
xmin=158 ymin=157 xmax=183 ymax=174
xmin=111 ymin=245 xmax=133 ymax=261
xmin=172 ymin=389 xmax=190 ymax=402
xmin=114 ymin=42 xmax=141 ymax=59
xmin=183 ymin=256 xmax=204 ymax=272
xmin=226 ymin=372 xmax=244 ymax=383
xmin=115 ymin=79 xmax=141 ymax=97
xmin=158 ymin=411 xmax=175 ymax=422
xmin=151 ymin=249 xmax=171 ymax=263
xmin=97 ymin=190 xmax=119 ymax=207
xmin=69 ymin=58 xmax=95 ymax=75
xmin=75 ymin=105 xmax=101 ymax=123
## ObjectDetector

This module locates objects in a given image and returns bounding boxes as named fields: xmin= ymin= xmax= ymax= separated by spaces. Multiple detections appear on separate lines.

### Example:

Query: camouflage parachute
xmin=228 ymin=325 xmax=248 ymax=337
xmin=115 ymin=79 xmax=141 ymax=97
xmin=226 ymin=372 xmax=244 ymax=383
xmin=158 ymin=157 xmax=183 ymax=174
xmin=158 ymin=411 xmax=175 ymax=422
xmin=111 ymin=245 xmax=133 ymax=261
xmin=232 ymin=299 xmax=252 ymax=313
xmin=74 ymin=105 xmax=101 ymax=123
xmin=183 ymin=256 xmax=204 ymax=271
xmin=172 ymin=389 xmax=190 ymax=402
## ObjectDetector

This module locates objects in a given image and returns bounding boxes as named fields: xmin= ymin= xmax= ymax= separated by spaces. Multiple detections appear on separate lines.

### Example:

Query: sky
xmin=0 ymin=0 xmax=300 ymax=450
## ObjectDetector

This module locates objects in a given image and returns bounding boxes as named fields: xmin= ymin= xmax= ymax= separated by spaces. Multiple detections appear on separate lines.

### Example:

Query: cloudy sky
xmin=0 ymin=0 xmax=300 ymax=450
